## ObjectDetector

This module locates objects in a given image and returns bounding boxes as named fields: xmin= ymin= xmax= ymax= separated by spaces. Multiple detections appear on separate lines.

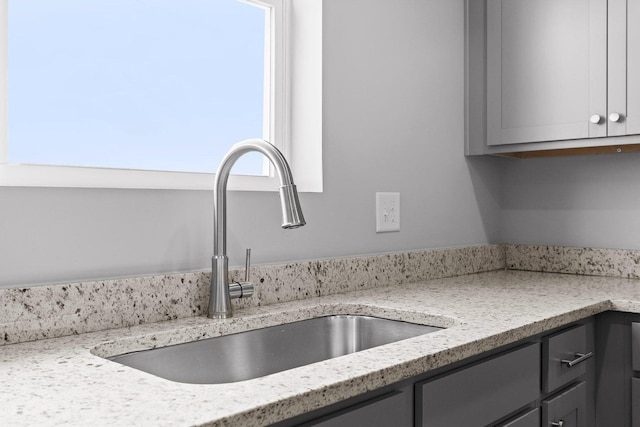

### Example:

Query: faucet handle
xmin=229 ymin=249 xmax=254 ymax=299
xmin=229 ymin=281 xmax=254 ymax=299
xmin=244 ymin=248 xmax=251 ymax=282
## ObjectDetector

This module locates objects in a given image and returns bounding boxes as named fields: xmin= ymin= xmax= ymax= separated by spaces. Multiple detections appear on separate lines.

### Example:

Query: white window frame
xmin=0 ymin=0 xmax=322 ymax=192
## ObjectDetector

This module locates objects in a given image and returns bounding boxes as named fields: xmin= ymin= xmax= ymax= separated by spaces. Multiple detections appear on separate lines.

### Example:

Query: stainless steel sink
xmin=108 ymin=315 xmax=442 ymax=384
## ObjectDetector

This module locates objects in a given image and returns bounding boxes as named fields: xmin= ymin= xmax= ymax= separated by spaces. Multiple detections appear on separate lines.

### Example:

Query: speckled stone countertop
xmin=3 ymin=269 xmax=640 ymax=427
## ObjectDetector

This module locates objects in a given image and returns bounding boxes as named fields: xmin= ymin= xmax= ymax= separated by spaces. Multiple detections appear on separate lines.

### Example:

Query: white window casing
xmin=0 ymin=0 xmax=322 ymax=192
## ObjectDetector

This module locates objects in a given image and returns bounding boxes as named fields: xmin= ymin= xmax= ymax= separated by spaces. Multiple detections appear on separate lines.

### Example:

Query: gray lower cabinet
xmin=595 ymin=312 xmax=640 ymax=427
xmin=499 ymin=408 xmax=540 ymax=427
xmin=633 ymin=322 xmax=640 ymax=427
xmin=278 ymin=318 xmax=596 ymax=427
xmin=632 ymin=379 xmax=640 ymax=427
xmin=299 ymin=391 xmax=409 ymax=427
xmin=543 ymin=324 xmax=592 ymax=393
xmin=542 ymin=381 xmax=587 ymax=427
xmin=416 ymin=343 xmax=540 ymax=427
xmin=632 ymin=323 xmax=640 ymax=427
xmin=595 ymin=311 xmax=627 ymax=426
xmin=541 ymin=322 xmax=595 ymax=427
xmin=632 ymin=323 xmax=640 ymax=371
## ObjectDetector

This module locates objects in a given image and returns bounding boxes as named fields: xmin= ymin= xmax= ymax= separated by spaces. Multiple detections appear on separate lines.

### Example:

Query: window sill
xmin=0 ymin=163 xmax=317 ymax=191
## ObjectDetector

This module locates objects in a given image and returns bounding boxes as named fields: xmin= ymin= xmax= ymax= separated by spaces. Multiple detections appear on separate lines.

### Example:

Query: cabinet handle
xmin=561 ymin=351 xmax=593 ymax=367
xmin=590 ymin=114 xmax=602 ymax=124
xmin=551 ymin=421 xmax=564 ymax=427
xmin=609 ymin=112 xmax=622 ymax=122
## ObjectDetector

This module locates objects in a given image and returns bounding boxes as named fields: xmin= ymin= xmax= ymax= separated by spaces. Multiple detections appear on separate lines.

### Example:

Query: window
xmin=9 ymin=0 xmax=270 ymax=175
xmin=0 ymin=0 xmax=322 ymax=191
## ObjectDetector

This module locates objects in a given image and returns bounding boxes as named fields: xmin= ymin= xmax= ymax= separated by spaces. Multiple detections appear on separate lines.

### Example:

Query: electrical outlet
xmin=376 ymin=192 xmax=400 ymax=233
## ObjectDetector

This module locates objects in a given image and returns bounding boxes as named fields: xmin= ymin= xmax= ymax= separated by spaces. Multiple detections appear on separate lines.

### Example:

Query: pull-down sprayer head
xmin=279 ymin=184 xmax=306 ymax=229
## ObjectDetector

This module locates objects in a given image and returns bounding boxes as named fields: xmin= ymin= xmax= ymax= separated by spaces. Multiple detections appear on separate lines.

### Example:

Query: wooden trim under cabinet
xmin=498 ymin=143 xmax=640 ymax=158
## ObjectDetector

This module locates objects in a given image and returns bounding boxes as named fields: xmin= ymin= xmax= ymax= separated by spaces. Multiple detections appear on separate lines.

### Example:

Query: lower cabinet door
xmin=301 ymin=390 xmax=409 ymax=427
xmin=632 ymin=378 xmax=640 ymax=427
xmin=417 ymin=343 xmax=540 ymax=427
xmin=499 ymin=408 xmax=540 ymax=427
xmin=542 ymin=382 xmax=586 ymax=427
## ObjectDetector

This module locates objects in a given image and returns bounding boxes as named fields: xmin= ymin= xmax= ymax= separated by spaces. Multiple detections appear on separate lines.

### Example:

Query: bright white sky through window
xmin=8 ymin=0 xmax=266 ymax=175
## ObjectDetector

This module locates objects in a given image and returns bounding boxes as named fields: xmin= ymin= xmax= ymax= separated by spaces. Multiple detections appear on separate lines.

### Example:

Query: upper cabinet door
xmin=622 ymin=0 xmax=640 ymax=136
xmin=486 ymin=0 xmax=608 ymax=146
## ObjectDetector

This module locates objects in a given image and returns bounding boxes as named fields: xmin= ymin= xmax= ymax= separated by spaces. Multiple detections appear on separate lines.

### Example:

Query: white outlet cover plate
xmin=376 ymin=192 xmax=400 ymax=232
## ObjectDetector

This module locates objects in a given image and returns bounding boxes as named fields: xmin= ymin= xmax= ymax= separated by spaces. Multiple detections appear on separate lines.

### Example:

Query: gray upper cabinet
xmin=486 ymin=0 xmax=607 ymax=146
xmin=612 ymin=0 xmax=640 ymax=137
xmin=466 ymin=0 xmax=640 ymax=156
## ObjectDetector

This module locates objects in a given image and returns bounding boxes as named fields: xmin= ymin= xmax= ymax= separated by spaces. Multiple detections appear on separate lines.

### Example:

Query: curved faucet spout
xmin=209 ymin=139 xmax=306 ymax=319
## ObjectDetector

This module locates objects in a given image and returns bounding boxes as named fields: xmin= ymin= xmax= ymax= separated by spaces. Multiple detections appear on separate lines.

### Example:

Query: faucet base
xmin=209 ymin=255 xmax=233 ymax=318
xmin=208 ymin=312 xmax=232 ymax=319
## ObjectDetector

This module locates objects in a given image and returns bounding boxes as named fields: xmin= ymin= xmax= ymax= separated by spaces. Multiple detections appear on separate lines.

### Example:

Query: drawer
xmin=543 ymin=324 xmax=593 ymax=393
xmin=499 ymin=408 xmax=540 ymax=427
xmin=542 ymin=381 xmax=587 ymax=427
xmin=632 ymin=322 xmax=640 ymax=371
xmin=416 ymin=343 xmax=540 ymax=427
xmin=301 ymin=390 xmax=409 ymax=427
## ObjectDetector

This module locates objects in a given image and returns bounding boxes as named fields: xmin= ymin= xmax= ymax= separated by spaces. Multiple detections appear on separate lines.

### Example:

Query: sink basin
xmin=108 ymin=315 xmax=442 ymax=384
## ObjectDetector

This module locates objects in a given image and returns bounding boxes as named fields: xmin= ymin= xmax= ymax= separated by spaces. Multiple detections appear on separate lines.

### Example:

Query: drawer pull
xmin=561 ymin=352 xmax=593 ymax=367
xmin=551 ymin=421 xmax=564 ymax=427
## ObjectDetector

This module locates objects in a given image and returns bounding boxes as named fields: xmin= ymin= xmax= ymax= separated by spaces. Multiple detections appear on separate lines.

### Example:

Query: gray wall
xmin=500 ymin=152 xmax=640 ymax=250
xmin=4 ymin=0 xmax=634 ymax=290
xmin=0 ymin=0 xmax=503 ymax=288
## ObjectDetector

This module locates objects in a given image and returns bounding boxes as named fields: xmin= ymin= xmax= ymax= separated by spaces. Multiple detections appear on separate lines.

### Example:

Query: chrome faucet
xmin=208 ymin=139 xmax=306 ymax=319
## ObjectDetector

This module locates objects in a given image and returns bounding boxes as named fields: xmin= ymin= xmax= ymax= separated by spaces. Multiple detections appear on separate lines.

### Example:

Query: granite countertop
xmin=3 ymin=269 xmax=640 ymax=426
